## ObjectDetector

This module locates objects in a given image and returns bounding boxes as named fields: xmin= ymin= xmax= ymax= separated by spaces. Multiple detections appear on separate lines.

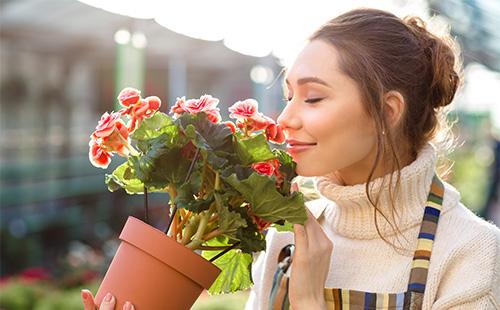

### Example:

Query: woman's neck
xmin=313 ymin=142 xmax=449 ymax=240
xmin=335 ymin=145 xmax=416 ymax=186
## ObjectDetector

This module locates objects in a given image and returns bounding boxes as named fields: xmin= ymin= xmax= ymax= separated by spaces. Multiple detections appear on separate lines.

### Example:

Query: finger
xmin=81 ymin=289 xmax=96 ymax=310
xmin=123 ymin=301 xmax=135 ymax=310
xmin=303 ymin=208 xmax=329 ymax=243
xmin=293 ymin=223 xmax=308 ymax=251
xmin=99 ymin=292 xmax=116 ymax=310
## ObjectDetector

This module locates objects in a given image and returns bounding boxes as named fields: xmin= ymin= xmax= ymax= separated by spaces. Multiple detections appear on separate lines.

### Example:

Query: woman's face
xmin=277 ymin=39 xmax=378 ymax=180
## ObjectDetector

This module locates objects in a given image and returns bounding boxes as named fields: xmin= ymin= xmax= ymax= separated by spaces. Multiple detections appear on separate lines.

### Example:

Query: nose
xmin=277 ymin=101 xmax=301 ymax=132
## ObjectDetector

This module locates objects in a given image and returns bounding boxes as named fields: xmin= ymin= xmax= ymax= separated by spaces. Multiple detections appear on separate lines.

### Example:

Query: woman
xmin=245 ymin=8 xmax=500 ymax=310
xmin=82 ymin=8 xmax=500 ymax=310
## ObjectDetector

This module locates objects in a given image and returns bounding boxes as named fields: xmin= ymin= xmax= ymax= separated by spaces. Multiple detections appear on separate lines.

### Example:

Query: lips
xmin=285 ymin=139 xmax=317 ymax=146
xmin=285 ymin=139 xmax=317 ymax=154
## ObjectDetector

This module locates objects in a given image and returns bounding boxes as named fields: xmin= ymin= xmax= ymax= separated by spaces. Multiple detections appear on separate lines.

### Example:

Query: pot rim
xmin=119 ymin=216 xmax=221 ymax=289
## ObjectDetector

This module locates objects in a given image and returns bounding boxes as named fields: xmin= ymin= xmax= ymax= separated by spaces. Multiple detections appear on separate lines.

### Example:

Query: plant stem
xmin=182 ymin=214 xmax=199 ymax=245
xmin=144 ymin=186 xmax=149 ymax=224
xmin=199 ymin=154 xmax=208 ymax=198
xmin=186 ymin=212 xmax=209 ymax=249
xmin=214 ymin=171 xmax=220 ymax=191
xmin=202 ymin=228 xmax=222 ymax=241
xmin=177 ymin=210 xmax=191 ymax=232
xmin=165 ymin=184 xmax=177 ymax=235
xmin=117 ymin=133 xmax=139 ymax=156
xmin=172 ymin=211 xmax=178 ymax=239
xmin=198 ymin=245 xmax=236 ymax=251
xmin=208 ymin=213 xmax=219 ymax=223
xmin=209 ymin=242 xmax=240 ymax=262
xmin=164 ymin=147 xmax=200 ymax=235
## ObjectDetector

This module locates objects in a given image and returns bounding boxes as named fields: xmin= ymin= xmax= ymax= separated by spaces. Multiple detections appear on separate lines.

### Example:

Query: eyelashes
xmin=282 ymin=97 xmax=324 ymax=104
xmin=305 ymin=98 xmax=323 ymax=104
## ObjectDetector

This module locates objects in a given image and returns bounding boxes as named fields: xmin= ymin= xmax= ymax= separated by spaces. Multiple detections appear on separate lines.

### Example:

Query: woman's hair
xmin=308 ymin=8 xmax=462 ymax=251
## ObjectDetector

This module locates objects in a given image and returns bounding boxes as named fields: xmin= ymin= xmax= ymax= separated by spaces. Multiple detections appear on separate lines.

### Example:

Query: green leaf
xmin=228 ymin=206 xmax=266 ymax=253
xmin=129 ymin=135 xmax=193 ymax=186
xmin=273 ymin=149 xmax=298 ymax=195
xmin=105 ymin=162 xmax=144 ymax=194
xmin=272 ymin=221 xmax=294 ymax=232
xmin=176 ymin=113 xmax=235 ymax=170
xmin=235 ymin=134 xmax=275 ymax=166
xmin=202 ymin=243 xmax=253 ymax=295
xmin=177 ymin=113 xmax=233 ymax=152
xmin=222 ymin=173 xmax=307 ymax=224
xmin=235 ymin=225 xmax=266 ymax=253
xmin=105 ymin=162 xmax=167 ymax=194
xmin=131 ymin=112 xmax=178 ymax=141
xmin=220 ymin=164 xmax=253 ymax=181
xmin=216 ymin=201 xmax=247 ymax=238
xmin=175 ymin=173 xmax=215 ymax=213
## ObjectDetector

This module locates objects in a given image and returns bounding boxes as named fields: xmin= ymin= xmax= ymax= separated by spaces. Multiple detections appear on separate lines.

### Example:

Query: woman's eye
xmin=282 ymin=97 xmax=324 ymax=104
xmin=304 ymin=98 xmax=323 ymax=104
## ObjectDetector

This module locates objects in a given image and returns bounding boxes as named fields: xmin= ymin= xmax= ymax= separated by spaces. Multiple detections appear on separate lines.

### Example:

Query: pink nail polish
xmin=124 ymin=301 xmax=132 ymax=310
xmin=81 ymin=290 xmax=88 ymax=300
xmin=104 ymin=292 xmax=112 ymax=302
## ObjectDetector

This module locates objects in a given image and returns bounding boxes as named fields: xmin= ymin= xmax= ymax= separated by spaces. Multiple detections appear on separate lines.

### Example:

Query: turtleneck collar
xmin=313 ymin=142 xmax=444 ymax=240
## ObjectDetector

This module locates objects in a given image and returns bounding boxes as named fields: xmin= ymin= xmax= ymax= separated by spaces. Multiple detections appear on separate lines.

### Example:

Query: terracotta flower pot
xmin=94 ymin=216 xmax=221 ymax=310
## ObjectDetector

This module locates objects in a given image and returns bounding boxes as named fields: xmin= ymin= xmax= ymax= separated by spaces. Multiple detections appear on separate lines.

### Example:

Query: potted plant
xmin=88 ymin=87 xmax=307 ymax=309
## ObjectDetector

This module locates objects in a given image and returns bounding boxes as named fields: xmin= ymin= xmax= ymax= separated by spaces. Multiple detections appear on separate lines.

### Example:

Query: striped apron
xmin=269 ymin=173 xmax=445 ymax=310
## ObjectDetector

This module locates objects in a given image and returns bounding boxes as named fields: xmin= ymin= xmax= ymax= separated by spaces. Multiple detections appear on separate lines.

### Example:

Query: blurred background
xmin=0 ymin=0 xmax=499 ymax=309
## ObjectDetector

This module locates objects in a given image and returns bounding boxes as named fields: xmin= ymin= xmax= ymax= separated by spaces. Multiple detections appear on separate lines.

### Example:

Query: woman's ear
xmin=383 ymin=90 xmax=405 ymax=129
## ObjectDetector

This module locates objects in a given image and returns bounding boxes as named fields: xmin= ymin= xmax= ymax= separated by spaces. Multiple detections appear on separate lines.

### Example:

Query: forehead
xmin=285 ymin=40 xmax=342 ymax=85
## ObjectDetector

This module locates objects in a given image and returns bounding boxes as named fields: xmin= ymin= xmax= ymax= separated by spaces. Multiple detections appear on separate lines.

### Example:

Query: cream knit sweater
xmin=245 ymin=143 xmax=500 ymax=310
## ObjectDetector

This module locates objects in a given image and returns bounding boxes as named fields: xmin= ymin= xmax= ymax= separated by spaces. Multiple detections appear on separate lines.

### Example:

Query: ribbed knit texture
xmin=245 ymin=142 xmax=500 ymax=310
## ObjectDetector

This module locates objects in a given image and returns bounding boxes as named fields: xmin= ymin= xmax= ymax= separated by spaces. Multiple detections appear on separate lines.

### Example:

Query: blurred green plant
xmin=0 ymin=279 xmax=249 ymax=310
xmin=0 ymin=280 xmax=99 ymax=310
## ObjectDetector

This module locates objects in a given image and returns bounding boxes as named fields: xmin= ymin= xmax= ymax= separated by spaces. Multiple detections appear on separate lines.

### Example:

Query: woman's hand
xmin=289 ymin=208 xmax=333 ymax=310
xmin=81 ymin=290 xmax=135 ymax=310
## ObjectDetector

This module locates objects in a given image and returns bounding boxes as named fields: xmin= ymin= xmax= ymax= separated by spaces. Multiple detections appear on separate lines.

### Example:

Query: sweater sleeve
xmin=430 ymin=224 xmax=500 ymax=310
xmin=444 ymin=292 xmax=499 ymax=309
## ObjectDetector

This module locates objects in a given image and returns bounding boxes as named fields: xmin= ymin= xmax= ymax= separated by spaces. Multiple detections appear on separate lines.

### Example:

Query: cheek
xmin=297 ymin=106 xmax=376 ymax=176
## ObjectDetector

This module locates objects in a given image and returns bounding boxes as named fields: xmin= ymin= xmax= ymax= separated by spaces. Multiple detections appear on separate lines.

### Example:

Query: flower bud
xmin=117 ymin=87 xmax=141 ymax=107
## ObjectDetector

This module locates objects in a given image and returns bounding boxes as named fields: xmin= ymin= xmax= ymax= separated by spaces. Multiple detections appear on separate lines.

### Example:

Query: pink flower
xmin=170 ymin=96 xmax=187 ymax=115
xmin=117 ymin=87 xmax=141 ymax=107
xmin=170 ymin=95 xmax=221 ymax=124
xmin=228 ymin=99 xmax=258 ymax=119
xmin=183 ymin=95 xmax=220 ymax=114
xmin=145 ymin=96 xmax=161 ymax=113
xmin=100 ymin=121 xmax=130 ymax=157
xmin=251 ymin=159 xmax=280 ymax=176
xmin=89 ymin=138 xmax=112 ymax=168
xmin=265 ymin=123 xmax=286 ymax=144
xmin=246 ymin=204 xmax=273 ymax=233
xmin=206 ymin=110 xmax=222 ymax=124
xmin=248 ymin=113 xmax=273 ymax=131
xmin=89 ymin=111 xmax=131 ymax=168
xmin=235 ymin=112 xmax=274 ymax=134
xmin=93 ymin=112 xmax=122 ymax=138
xmin=121 ymin=96 xmax=162 ymax=133
xmin=223 ymin=121 xmax=237 ymax=134
xmin=251 ymin=214 xmax=273 ymax=232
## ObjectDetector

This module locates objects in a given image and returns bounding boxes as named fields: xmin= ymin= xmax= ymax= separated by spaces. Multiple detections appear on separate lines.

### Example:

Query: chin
xmin=295 ymin=163 xmax=328 ymax=177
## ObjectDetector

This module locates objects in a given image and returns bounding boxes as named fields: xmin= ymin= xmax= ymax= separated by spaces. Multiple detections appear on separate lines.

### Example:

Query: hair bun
xmin=404 ymin=16 xmax=462 ymax=109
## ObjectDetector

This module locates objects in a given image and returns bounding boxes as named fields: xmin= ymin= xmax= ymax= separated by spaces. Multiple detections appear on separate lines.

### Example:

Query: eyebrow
xmin=285 ymin=76 xmax=332 ymax=88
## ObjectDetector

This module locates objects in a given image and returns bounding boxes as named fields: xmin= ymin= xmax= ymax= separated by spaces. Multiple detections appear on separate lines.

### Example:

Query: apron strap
xmin=407 ymin=173 xmax=444 ymax=293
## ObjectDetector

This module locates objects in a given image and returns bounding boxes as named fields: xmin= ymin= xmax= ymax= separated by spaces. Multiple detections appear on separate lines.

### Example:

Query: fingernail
xmin=124 ymin=301 xmax=132 ymax=310
xmin=104 ymin=292 xmax=113 ymax=302
xmin=81 ymin=290 xmax=88 ymax=300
